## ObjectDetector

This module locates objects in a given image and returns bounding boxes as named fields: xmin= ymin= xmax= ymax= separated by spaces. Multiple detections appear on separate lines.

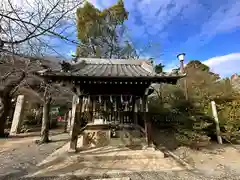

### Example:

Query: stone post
xmin=10 ymin=95 xmax=25 ymax=135
xmin=211 ymin=101 xmax=223 ymax=144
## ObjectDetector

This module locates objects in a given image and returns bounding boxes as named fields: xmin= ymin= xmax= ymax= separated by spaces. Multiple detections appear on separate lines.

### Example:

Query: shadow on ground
xmin=151 ymin=127 xmax=179 ymax=151
xmin=38 ymin=145 xmax=146 ymax=169
xmin=0 ymin=170 xmax=210 ymax=180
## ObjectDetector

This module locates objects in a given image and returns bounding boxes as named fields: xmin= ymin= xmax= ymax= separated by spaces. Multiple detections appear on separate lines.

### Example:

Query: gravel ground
xmin=1 ymin=129 xmax=240 ymax=180
xmin=13 ymin=170 xmax=240 ymax=180
xmin=0 ymin=130 xmax=69 ymax=180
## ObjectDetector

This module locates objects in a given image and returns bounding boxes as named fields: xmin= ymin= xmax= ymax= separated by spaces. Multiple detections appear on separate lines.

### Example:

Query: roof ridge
xmin=75 ymin=58 xmax=150 ymax=65
xmin=84 ymin=63 xmax=142 ymax=65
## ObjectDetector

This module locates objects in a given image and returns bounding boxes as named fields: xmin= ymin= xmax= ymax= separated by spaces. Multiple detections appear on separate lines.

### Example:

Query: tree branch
xmin=0 ymin=1 xmax=83 ymax=45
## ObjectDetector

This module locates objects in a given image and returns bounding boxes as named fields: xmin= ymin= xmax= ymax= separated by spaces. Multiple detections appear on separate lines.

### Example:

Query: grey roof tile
xmin=71 ymin=64 xmax=153 ymax=77
xmin=40 ymin=58 xmax=185 ymax=79
xmin=71 ymin=58 xmax=155 ymax=77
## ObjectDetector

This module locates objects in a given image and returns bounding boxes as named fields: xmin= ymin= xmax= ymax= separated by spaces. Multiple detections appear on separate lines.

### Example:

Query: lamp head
xmin=177 ymin=53 xmax=186 ymax=61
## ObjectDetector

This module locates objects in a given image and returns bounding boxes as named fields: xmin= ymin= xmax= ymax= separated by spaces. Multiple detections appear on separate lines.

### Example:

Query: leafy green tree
xmin=76 ymin=0 xmax=137 ymax=58
xmin=150 ymin=60 xmax=240 ymax=146
xmin=155 ymin=63 xmax=164 ymax=74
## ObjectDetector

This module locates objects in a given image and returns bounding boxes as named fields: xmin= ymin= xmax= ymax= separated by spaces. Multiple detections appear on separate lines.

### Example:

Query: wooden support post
xmin=104 ymin=100 xmax=107 ymax=123
xmin=211 ymin=101 xmax=223 ymax=144
xmin=92 ymin=98 xmax=96 ymax=122
xmin=89 ymin=97 xmax=93 ymax=123
xmin=82 ymin=97 xmax=86 ymax=112
xmin=143 ymin=96 xmax=152 ymax=148
xmin=69 ymin=95 xmax=80 ymax=152
xmin=63 ymin=111 xmax=68 ymax=133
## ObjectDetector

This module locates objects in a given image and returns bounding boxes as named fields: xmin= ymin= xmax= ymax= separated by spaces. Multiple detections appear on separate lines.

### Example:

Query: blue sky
xmin=61 ymin=0 xmax=240 ymax=77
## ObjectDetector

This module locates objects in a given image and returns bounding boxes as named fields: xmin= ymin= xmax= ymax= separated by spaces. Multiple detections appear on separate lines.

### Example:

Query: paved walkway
xmin=0 ymin=130 xmax=69 ymax=179
xmin=2 ymin=129 xmax=240 ymax=180
xmin=28 ymin=145 xmax=184 ymax=178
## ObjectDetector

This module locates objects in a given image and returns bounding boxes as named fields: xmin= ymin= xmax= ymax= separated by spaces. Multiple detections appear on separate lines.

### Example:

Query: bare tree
xmin=0 ymin=0 xmax=83 ymax=138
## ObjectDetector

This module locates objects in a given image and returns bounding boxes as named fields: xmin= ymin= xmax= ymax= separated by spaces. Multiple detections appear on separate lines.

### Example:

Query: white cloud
xmin=88 ymin=0 xmax=118 ymax=9
xmin=203 ymin=53 xmax=240 ymax=77
xmin=90 ymin=0 xmax=197 ymax=37
xmin=128 ymin=0 xmax=194 ymax=36
xmin=183 ymin=0 xmax=240 ymax=50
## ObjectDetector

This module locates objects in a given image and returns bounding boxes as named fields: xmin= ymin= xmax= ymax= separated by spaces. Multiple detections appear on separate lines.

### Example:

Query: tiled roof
xmin=39 ymin=58 xmax=185 ymax=78
xmin=70 ymin=58 xmax=154 ymax=77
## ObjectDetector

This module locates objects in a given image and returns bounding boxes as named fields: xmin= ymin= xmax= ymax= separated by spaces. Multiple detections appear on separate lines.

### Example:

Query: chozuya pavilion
xmin=37 ymin=55 xmax=185 ymax=151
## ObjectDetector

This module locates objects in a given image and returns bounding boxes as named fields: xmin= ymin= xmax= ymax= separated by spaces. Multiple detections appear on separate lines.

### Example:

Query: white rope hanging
xmin=110 ymin=95 xmax=113 ymax=103
xmin=121 ymin=95 xmax=131 ymax=111
xmin=81 ymin=97 xmax=86 ymax=112
xmin=85 ymin=96 xmax=90 ymax=111
xmin=146 ymin=100 xmax=149 ymax=112
xmin=120 ymin=94 xmax=124 ymax=104
xmin=129 ymin=95 xmax=132 ymax=104
xmin=114 ymin=99 xmax=117 ymax=111
xmin=120 ymin=95 xmax=133 ymax=104
xmin=139 ymin=97 xmax=143 ymax=112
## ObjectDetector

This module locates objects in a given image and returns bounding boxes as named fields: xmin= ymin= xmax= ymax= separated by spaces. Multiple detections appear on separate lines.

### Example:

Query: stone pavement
xmin=27 ymin=144 xmax=184 ymax=178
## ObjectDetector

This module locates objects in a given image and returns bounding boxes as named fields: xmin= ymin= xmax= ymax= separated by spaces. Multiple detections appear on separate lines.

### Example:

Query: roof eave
xmin=36 ymin=70 xmax=186 ymax=85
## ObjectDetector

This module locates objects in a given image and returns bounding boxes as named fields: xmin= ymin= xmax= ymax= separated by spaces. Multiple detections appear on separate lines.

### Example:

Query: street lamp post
xmin=177 ymin=53 xmax=188 ymax=100
xmin=177 ymin=53 xmax=185 ymax=74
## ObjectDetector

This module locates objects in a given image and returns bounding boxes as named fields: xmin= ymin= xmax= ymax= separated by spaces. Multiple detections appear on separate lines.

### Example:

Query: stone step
xmin=37 ymin=143 xmax=160 ymax=167
xmin=32 ymin=144 xmax=183 ymax=179
xmin=93 ymin=177 xmax=130 ymax=180
xmin=109 ymin=137 xmax=146 ymax=147
xmin=76 ymin=149 xmax=164 ymax=161
xmin=31 ymin=156 xmax=183 ymax=178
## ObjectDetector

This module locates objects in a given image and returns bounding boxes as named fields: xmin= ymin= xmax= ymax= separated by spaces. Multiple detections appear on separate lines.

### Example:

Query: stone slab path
xmin=0 ymin=130 xmax=69 ymax=179
xmin=28 ymin=144 xmax=184 ymax=178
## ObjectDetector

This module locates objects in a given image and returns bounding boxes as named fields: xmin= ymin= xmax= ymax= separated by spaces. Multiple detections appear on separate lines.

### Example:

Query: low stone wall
xmin=83 ymin=130 xmax=111 ymax=147
xmin=82 ymin=124 xmax=111 ymax=147
xmin=81 ymin=123 xmax=145 ymax=148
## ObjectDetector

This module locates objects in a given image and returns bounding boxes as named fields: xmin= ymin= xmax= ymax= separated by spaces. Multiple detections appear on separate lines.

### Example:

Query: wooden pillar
xmin=92 ymin=97 xmax=96 ymax=122
xmin=143 ymin=95 xmax=152 ymax=147
xmin=89 ymin=96 xmax=93 ymax=123
xmin=104 ymin=99 xmax=107 ymax=123
xmin=63 ymin=111 xmax=68 ymax=133
xmin=69 ymin=95 xmax=80 ymax=152
xmin=114 ymin=98 xmax=117 ymax=123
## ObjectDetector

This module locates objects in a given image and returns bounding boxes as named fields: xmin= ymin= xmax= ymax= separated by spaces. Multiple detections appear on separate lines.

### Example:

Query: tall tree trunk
xmin=40 ymin=98 xmax=51 ymax=143
xmin=0 ymin=95 xmax=11 ymax=137
xmin=63 ymin=111 xmax=68 ymax=133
